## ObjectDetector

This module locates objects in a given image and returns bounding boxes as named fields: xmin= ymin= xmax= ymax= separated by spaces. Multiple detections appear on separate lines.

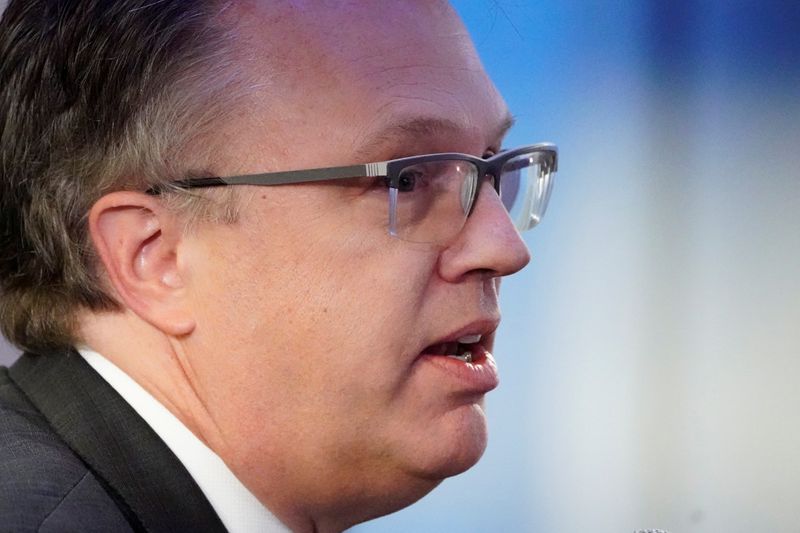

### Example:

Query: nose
xmin=437 ymin=179 xmax=531 ymax=281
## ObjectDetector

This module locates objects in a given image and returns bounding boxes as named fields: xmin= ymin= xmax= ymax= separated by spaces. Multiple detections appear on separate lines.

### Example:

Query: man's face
xmin=178 ymin=0 xmax=530 ymax=520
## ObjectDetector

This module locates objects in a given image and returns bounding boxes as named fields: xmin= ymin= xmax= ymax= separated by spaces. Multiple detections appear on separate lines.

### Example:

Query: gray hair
xmin=0 ymin=0 xmax=244 ymax=352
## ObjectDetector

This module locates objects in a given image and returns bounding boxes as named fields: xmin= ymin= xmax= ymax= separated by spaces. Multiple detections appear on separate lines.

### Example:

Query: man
xmin=0 ymin=0 xmax=556 ymax=531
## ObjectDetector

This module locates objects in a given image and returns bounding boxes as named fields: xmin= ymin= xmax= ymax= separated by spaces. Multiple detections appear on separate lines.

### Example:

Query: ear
xmin=88 ymin=191 xmax=195 ymax=336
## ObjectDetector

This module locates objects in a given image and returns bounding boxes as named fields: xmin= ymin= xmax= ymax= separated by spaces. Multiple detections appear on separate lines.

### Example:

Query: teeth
xmin=447 ymin=351 xmax=473 ymax=363
xmin=456 ymin=334 xmax=482 ymax=344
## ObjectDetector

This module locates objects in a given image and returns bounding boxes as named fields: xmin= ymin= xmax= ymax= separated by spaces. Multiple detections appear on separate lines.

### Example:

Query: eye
xmin=396 ymin=168 xmax=421 ymax=192
xmin=381 ymin=172 xmax=415 ymax=192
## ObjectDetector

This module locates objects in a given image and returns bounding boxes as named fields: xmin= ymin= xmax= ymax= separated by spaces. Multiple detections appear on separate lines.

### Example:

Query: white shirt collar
xmin=77 ymin=347 xmax=291 ymax=533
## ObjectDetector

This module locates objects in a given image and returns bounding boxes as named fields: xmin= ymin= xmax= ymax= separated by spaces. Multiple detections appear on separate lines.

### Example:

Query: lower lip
xmin=417 ymin=344 xmax=499 ymax=393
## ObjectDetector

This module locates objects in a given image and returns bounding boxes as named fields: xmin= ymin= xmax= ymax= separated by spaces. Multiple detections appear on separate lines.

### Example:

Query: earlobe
xmin=89 ymin=191 xmax=195 ymax=336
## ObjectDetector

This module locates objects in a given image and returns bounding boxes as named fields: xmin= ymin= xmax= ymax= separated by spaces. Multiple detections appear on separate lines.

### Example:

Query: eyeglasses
xmin=155 ymin=143 xmax=557 ymax=244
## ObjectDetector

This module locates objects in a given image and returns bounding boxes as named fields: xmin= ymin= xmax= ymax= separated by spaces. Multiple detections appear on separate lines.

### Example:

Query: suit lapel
xmin=9 ymin=350 xmax=227 ymax=533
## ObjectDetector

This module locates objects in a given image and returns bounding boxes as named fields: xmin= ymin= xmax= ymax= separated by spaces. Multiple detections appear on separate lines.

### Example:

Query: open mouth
xmin=423 ymin=334 xmax=483 ymax=363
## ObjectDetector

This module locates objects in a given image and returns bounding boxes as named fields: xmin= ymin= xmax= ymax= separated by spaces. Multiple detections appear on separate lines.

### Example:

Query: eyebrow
xmin=354 ymin=113 xmax=516 ymax=160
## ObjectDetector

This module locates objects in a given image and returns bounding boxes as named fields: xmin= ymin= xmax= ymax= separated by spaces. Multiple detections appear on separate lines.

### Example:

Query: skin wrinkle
xmin=346 ymin=27 xmax=475 ymax=67
xmin=168 ymin=344 xmax=233 ymax=455
xmin=389 ymin=83 xmax=461 ymax=100
xmin=349 ymin=63 xmax=484 ymax=86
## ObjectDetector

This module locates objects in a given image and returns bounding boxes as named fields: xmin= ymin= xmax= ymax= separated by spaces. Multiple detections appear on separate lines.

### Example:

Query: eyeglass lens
xmin=499 ymin=152 xmax=555 ymax=232
xmin=390 ymin=160 xmax=478 ymax=244
xmin=390 ymin=150 xmax=555 ymax=244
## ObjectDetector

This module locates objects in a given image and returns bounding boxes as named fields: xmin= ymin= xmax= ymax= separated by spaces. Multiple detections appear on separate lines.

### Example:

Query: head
xmin=1 ymin=0 xmax=536 ymax=530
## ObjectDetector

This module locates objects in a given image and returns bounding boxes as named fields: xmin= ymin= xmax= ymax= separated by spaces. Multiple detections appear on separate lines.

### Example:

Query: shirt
xmin=78 ymin=347 xmax=291 ymax=533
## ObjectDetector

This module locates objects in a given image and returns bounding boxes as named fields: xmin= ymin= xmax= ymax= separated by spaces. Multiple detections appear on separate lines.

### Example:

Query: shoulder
xmin=0 ymin=367 xmax=132 ymax=532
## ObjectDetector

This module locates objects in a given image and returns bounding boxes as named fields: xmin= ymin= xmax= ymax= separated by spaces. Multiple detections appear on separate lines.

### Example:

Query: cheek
xmin=183 ymin=192 xmax=455 ymax=458
xmin=196 ymin=213 xmax=436 ymax=392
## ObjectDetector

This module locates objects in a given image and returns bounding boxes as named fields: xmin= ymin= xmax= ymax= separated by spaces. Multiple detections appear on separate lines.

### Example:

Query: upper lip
xmin=421 ymin=317 xmax=501 ymax=353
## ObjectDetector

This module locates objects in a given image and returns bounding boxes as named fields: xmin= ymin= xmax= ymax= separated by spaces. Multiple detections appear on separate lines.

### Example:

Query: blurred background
xmin=2 ymin=1 xmax=799 ymax=532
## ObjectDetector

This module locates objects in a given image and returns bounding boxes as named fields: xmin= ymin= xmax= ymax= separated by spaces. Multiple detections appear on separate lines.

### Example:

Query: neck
xmin=77 ymin=310 xmax=229 ymax=456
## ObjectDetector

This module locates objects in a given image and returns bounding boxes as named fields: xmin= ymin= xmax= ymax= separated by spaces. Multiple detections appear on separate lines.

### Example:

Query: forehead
xmin=219 ymin=0 xmax=508 ymax=167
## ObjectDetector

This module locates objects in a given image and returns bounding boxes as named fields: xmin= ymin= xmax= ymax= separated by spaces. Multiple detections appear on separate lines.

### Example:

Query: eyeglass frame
xmin=148 ymin=142 xmax=558 ymax=238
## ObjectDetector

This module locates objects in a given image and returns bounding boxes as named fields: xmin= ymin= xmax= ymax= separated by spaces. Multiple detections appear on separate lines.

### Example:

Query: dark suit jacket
xmin=0 ymin=350 xmax=228 ymax=532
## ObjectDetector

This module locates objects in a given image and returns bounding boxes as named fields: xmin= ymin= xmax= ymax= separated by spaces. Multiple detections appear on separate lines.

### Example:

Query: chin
xmin=408 ymin=402 xmax=490 ymax=480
